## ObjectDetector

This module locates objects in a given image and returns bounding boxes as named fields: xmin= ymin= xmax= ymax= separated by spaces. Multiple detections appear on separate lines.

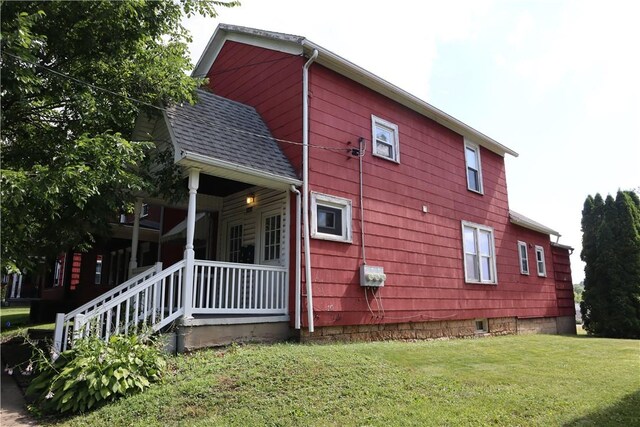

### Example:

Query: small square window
xmin=464 ymin=140 xmax=483 ymax=194
xmin=475 ymin=319 xmax=488 ymax=333
xmin=535 ymin=245 xmax=546 ymax=277
xmin=311 ymin=192 xmax=352 ymax=243
xmin=371 ymin=115 xmax=400 ymax=163
xmin=517 ymin=241 xmax=529 ymax=275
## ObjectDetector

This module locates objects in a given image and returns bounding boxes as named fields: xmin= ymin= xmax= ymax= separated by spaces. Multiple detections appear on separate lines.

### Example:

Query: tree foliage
xmin=0 ymin=0 xmax=239 ymax=272
xmin=580 ymin=190 xmax=640 ymax=338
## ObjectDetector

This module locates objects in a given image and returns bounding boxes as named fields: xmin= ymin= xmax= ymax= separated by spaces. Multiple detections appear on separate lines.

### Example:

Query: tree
xmin=0 ymin=0 xmax=239 ymax=272
xmin=580 ymin=190 xmax=640 ymax=338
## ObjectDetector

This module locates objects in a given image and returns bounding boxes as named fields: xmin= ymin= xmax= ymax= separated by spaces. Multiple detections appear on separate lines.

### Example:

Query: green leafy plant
xmin=27 ymin=334 xmax=166 ymax=414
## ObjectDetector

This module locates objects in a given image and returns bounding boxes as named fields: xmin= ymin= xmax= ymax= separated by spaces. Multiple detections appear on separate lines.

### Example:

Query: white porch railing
xmin=192 ymin=260 xmax=288 ymax=315
xmin=52 ymin=259 xmax=289 ymax=352
xmin=53 ymin=261 xmax=185 ymax=352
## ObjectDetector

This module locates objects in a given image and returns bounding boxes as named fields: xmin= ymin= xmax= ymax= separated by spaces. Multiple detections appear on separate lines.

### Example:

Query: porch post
xmin=183 ymin=168 xmax=200 ymax=319
xmin=128 ymin=198 xmax=143 ymax=278
xmin=9 ymin=274 xmax=18 ymax=299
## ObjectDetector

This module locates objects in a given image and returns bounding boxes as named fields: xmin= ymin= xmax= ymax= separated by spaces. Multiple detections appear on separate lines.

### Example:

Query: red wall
xmin=207 ymin=41 xmax=304 ymax=175
xmin=304 ymin=63 xmax=564 ymax=327
xmin=205 ymin=41 xmax=571 ymax=329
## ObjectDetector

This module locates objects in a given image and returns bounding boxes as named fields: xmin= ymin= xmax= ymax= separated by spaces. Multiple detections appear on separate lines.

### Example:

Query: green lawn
xmin=54 ymin=334 xmax=639 ymax=427
xmin=0 ymin=306 xmax=54 ymax=342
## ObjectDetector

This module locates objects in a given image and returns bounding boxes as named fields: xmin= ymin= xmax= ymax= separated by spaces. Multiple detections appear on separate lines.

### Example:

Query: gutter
xmin=303 ymin=49 xmax=318 ymax=333
xmin=179 ymin=151 xmax=302 ymax=187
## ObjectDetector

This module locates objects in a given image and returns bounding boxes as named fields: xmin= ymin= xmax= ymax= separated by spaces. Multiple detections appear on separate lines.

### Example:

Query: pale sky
xmin=185 ymin=0 xmax=640 ymax=284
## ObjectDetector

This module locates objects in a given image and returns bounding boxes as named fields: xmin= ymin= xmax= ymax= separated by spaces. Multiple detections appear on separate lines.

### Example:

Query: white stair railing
xmin=53 ymin=260 xmax=185 ymax=352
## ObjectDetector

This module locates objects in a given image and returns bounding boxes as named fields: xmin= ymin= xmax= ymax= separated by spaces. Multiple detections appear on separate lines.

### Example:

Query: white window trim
xmin=258 ymin=209 xmax=284 ymax=266
xmin=311 ymin=192 xmax=353 ymax=243
xmin=517 ymin=241 xmax=530 ymax=275
xmin=464 ymin=139 xmax=484 ymax=194
xmin=371 ymin=115 xmax=400 ymax=163
xmin=461 ymin=220 xmax=497 ymax=284
xmin=535 ymin=245 xmax=547 ymax=277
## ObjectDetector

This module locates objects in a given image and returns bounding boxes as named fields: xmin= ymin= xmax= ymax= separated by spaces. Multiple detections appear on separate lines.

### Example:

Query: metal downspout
xmin=290 ymin=185 xmax=302 ymax=329
xmin=303 ymin=49 xmax=318 ymax=333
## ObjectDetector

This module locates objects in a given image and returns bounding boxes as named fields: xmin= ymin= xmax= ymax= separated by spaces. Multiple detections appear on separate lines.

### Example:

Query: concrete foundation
xmin=555 ymin=316 xmax=578 ymax=335
xmin=177 ymin=321 xmax=290 ymax=352
xmin=300 ymin=316 xmax=575 ymax=343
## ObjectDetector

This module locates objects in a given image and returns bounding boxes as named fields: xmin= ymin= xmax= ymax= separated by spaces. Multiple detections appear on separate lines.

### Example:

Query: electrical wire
xmin=2 ymin=51 xmax=353 ymax=154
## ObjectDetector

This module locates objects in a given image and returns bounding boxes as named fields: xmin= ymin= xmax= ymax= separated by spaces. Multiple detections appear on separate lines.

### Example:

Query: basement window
xmin=475 ymin=319 xmax=488 ymax=333
xmin=311 ymin=192 xmax=352 ymax=243
xmin=372 ymin=115 xmax=400 ymax=163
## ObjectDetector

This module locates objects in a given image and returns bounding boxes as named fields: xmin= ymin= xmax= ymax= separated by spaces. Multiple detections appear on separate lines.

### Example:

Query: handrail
xmin=64 ymin=263 xmax=161 ymax=320
xmin=194 ymin=259 xmax=287 ymax=272
xmin=54 ymin=260 xmax=184 ymax=352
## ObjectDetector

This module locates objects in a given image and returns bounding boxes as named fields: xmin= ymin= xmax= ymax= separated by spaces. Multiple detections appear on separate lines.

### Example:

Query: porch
xmin=52 ymin=89 xmax=302 ymax=351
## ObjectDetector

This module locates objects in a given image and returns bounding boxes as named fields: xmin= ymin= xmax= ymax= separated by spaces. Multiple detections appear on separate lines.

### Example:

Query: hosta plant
xmin=27 ymin=334 xmax=166 ymax=414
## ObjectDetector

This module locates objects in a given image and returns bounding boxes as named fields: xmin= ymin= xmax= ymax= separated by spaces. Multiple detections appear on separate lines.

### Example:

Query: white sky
xmin=185 ymin=0 xmax=640 ymax=283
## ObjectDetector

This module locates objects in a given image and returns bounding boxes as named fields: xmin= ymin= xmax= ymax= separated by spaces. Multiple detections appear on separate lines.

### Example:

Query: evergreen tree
xmin=581 ymin=190 xmax=640 ymax=338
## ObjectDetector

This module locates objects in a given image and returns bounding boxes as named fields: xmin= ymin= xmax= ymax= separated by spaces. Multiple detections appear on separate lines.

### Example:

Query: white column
xmin=128 ymin=198 xmax=143 ymax=278
xmin=182 ymin=168 xmax=200 ymax=319
xmin=16 ymin=274 xmax=23 ymax=298
xmin=9 ymin=274 xmax=18 ymax=298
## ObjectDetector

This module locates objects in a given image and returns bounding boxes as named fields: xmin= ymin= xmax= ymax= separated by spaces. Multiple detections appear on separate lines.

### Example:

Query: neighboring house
xmin=53 ymin=24 xmax=575 ymax=352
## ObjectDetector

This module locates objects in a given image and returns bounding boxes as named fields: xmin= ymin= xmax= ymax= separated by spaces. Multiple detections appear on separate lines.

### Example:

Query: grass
xmin=0 ymin=306 xmax=54 ymax=342
xmin=52 ymin=334 xmax=639 ymax=427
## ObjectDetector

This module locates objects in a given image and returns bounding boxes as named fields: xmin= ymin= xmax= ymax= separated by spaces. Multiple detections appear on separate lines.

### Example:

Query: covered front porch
xmin=53 ymin=90 xmax=302 ymax=351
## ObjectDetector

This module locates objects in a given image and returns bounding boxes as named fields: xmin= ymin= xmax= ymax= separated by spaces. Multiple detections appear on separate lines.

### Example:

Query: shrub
xmin=27 ymin=334 xmax=166 ymax=414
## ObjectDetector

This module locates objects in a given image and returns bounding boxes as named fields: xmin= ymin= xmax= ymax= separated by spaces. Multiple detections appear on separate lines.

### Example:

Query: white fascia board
xmin=301 ymin=40 xmax=518 ymax=158
xmin=178 ymin=151 xmax=302 ymax=187
xmin=509 ymin=211 xmax=561 ymax=237
xmin=192 ymin=24 xmax=518 ymax=158
xmin=192 ymin=26 xmax=303 ymax=78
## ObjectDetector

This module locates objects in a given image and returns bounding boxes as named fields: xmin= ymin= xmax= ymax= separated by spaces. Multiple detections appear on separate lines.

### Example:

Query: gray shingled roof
xmin=165 ymin=90 xmax=298 ymax=181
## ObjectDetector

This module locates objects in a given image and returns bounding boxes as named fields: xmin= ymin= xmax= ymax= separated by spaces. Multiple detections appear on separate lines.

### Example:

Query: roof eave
xmin=192 ymin=24 xmax=519 ymax=158
xmin=300 ymin=40 xmax=518 ymax=158
xmin=509 ymin=212 xmax=561 ymax=237
xmin=179 ymin=150 xmax=302 ymax=188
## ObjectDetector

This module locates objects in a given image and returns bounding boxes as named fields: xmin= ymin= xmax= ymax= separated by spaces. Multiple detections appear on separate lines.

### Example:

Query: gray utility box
xmin=360 ymin=265 xmax=386 ymax=287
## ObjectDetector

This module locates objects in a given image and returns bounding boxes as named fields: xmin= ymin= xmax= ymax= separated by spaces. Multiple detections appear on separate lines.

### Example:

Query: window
xmin=462 ymin=221 xmax=497 ymax=284
xmin=94 ymin=255 xmax=103 ymax=285
xmin=371 ymin=115 xmax=400 ymax=163
xmin=311 ymin=192 xmax=352 ymax=243
xmin=517 ymin=241 xmax=529 ymax=275
xmin=140 ymin=203 xmax=149 ymax=218
xmin=464 ymin=140 xmax=483 ymax=193
xmin=535 ymin=245 xmax=546 ymax=276
xmin=262 ymin=213 xmax=281 ymax=263
xmin=475 ymin=319 xmax=488 ymax=333
xmin=228 ymin=223 xmax=243 ymax=263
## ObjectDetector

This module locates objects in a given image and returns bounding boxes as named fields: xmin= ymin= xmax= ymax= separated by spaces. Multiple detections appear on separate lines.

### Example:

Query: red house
xmin=53 ymin=24 xmax=575 ymax=352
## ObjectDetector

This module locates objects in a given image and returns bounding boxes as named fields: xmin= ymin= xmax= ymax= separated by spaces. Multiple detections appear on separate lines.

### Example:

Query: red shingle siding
xmin=306 ymin=63 xmax=561 ymax=327
xmin=551 ymin=244 xmax=576 ymax=317
xmin=203 ymin=41 xmax=572 ymax=330
xmin=206 ymin=41 xmax=304 ymax=175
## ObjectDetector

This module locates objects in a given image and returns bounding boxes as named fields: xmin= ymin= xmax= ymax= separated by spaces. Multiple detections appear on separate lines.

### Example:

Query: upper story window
xmin=535 ymin=245 xmax=546 ymax=277
xmin=462 ymin=221 xmax=497 ymax=284
xmin=311 ymin=192 xmax=352 ymax=243
xmin=464 ymin=140 xmax=483 ymax=194
xmin=140 ymin=203 xmax=149 ymax=218
xmin=517 ymin=241 xmax=530 ymax=275
xmin=371 ymin=115 xmax=400 ymax=163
